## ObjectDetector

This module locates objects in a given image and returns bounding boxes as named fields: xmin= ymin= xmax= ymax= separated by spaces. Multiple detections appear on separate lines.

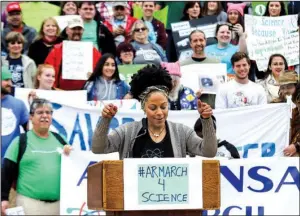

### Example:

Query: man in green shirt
xmin=1 ymin=98 xmax=72 ymax=215
xmin=78 ymin=1 xmax=116 ymax=55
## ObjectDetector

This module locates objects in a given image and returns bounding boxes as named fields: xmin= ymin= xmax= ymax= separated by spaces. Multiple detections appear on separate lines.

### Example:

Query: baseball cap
xmin=6 ymin=2 xmax=21 ymax=13
xmin=277 ymin=71 xmax=299 ymax=86
xmin=68 ymin=17 xmax=84 ymax=29
xmin=112 ymin=2 xmax=127 ymax=8
xmin=2 ymin=65 xmax=12 ymax=80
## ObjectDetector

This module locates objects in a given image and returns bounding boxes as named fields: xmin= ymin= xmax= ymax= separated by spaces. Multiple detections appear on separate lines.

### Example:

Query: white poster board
xmin=180 ymin=63 xmax=227 ymax=94
xmin=60 ymin=151 xmax=119 ymax=215
xmin=123 ymin=158 xmax=203 ymax=210
xmin=53 ymin=15 xmax=81 ymax=31
xmin=245 ymin=14 xmax=299 ymax=71
xmin=62 ymin=41 xmax=93 ymax=80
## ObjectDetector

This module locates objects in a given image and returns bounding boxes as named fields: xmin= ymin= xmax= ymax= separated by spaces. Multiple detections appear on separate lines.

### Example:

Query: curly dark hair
xmin=129 ymin=64 xmax=173 ymax=101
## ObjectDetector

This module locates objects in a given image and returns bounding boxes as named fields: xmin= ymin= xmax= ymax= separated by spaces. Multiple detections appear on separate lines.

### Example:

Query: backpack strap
xmin=51 ymin=131 xmax=67 ymax=146
xmin=17 ymin=133 xmax=28 ymax=164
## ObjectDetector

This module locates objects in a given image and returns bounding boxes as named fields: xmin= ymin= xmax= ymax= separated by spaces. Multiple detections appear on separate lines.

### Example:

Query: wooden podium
xmin=87 ymin=160 xmax=220 ymax=216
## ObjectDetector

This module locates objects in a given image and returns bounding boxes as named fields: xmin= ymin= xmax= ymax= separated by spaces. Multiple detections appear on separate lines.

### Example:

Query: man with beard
xmin=1 ymin=65 xmax=29 ymax=160
xmin=78 ymin=2 xmax=116 ymax=55
xmin=161 ymin=62 xmax=198 ymax=110
xmin=215 ymin=52 xmax=267 ymax=109
xmin=45 ymin=17 xmax=101 ymax=90
xmin=1 ymin=98 xmax=72 ymax=215
xmin=180 ymin=30 xmax=220 ymax=109
xmin=103 ymin=2 xmax=137 ymax=46
xmin=180 ymin=30 xmax=220 ymax=66
xmin=1 ymin=2 xmax=36 ymax=55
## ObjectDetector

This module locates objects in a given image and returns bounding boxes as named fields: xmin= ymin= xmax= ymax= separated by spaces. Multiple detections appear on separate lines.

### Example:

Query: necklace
xmin=149 ymin=127 xmax=165 ymax=137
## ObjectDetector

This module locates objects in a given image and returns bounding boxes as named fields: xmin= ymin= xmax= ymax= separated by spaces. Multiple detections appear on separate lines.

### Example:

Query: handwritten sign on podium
xmin=62 ymin=41 xmax=93 ymax=80
xmin=124 ymin=158 xmax=203 ymax=210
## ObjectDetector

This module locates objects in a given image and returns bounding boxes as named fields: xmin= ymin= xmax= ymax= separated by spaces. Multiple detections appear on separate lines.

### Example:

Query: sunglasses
xmin=134 ymin=27 xmax=147 ymax=32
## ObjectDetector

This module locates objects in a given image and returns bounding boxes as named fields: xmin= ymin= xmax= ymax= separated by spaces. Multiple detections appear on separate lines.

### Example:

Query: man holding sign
xmin=45 ymin=17 xmax=101 ymax=90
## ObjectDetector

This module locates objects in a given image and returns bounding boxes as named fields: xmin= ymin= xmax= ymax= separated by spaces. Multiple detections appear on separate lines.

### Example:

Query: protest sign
xmin=118 ymin=64 xmax=147 ymax=84
xmin=124 ymin=158 xmax=203 ymax=210
xmin=32 ymin=94 xmax=289 ymax=158
xmin=53 ymin=15 xmax=82 ymax=31
xmin=60 ymin=151 xmax=119 ymax=215
xmin=180 ymin=64 xmax=227 ymax=94
xmin=5 ymin=206 xmax=25 ymax=215
xmin=203 ymin=158 xmax=299 ymax=216
xmin=171 ymin=16 xmax=218 ymax=61
xmin=62 ymin=41 xmax=93 ymax=80
xmin=245 ymin=14 xmax=299 ymax=71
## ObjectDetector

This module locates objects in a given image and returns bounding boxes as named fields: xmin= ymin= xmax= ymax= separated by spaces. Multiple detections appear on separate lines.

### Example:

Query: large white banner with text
xmin=60 ymin=151 xmax=119 ymax=215
xmin=45 ymin=101 xmax=290 ymax=158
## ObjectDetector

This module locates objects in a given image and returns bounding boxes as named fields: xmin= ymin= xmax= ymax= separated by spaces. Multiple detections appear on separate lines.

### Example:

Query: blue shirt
xmin=205 ymin=44 xmax=239 ymax=74
xmin=7 ymin=56 xmax=24 ymax=87
xmin=1 ymin=95 xmax=29 ymax=159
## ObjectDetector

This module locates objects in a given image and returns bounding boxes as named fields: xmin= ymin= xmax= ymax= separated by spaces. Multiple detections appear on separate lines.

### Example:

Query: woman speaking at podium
xmin=92 ymin=64 xmax=217 ymax=159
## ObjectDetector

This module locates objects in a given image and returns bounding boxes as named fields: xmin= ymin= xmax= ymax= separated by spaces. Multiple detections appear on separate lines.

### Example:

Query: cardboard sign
xmin=124 ymin=158 xmax=203 ymax=210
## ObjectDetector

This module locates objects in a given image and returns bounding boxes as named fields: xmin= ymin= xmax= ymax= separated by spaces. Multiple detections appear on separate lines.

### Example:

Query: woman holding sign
xmin=83 ymin=53 xmax=130 ymax=101
xmin=92 ymin=64 xmax=217 ymax=159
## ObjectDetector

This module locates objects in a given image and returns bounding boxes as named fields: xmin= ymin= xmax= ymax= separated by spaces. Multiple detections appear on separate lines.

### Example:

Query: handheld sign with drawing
xmin=5 ymin=206 xmax=25 ymax=215
xmin=62 ymin=41 xmax=93 ymax=80
xmin=124 ymin=158 xmax=203 ymax=210
xmin=180 ymin=64 xmax=227 ymax=94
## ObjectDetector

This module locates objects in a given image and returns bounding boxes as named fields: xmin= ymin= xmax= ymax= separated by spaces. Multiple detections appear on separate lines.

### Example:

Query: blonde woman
xmin=130 ymin=20 xmax=167 ymax=66
xmin=34 ymin=64 xmax=58 ymax=90
xmin=28 ymin=17 xmax=62 ymax=66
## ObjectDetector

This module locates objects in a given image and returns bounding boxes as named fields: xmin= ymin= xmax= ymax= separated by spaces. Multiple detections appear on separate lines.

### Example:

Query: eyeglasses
xmin=134 ymin=27 xmax=147 ymax=32
xmin=9 ymin=41 xmax=22 ymax=45
xmin=35 ymin=110 xmax=53 ymax=115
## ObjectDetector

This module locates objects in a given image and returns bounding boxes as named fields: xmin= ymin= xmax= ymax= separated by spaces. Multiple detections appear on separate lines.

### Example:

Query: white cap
xmin=112 ymin=2 xmax=127 ymax=8
xmin=68 ymin=17 xmax=84 ymax=29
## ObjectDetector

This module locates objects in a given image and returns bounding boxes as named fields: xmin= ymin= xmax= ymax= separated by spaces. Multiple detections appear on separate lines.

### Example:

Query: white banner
xmin=245 ymin=14 xmax=299 ymax=71
xmin=203 ymin=158 xmax=299 ymax=216
xmin=14 ymin=88 xmax=88 ymax=110
xmin=60 ymin=151 xmax=119 ymax=215
xmin=43 ymin=100 xmax=290 ymax=158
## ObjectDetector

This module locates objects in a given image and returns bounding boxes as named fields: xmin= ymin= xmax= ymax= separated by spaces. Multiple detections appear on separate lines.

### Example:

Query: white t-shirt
xmin=215 ymin=79 xmax=267 ymax=109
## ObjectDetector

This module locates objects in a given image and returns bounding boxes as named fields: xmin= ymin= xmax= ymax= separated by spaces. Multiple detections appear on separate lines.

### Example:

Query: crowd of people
xmin=1 ymin=1 xmax=300 ymax=215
